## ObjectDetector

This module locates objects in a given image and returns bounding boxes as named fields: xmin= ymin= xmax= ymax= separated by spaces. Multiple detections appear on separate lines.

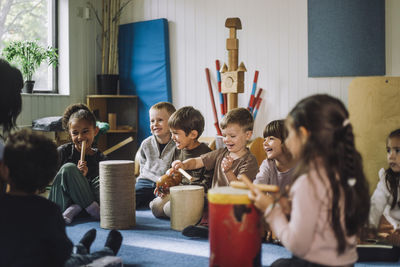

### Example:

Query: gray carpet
xmin=66 ymin=210 xmax=400 ymax=266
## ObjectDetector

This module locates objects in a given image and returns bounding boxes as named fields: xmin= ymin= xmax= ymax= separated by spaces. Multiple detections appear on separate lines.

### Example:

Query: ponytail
xmin=62 ymin=103 xmax=97 ymax=131
xmin=385 ymin=168 xmax=400 ymax=209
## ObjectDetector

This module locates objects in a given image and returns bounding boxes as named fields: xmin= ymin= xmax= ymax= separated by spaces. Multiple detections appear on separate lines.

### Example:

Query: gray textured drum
xmin=100 ymin=160 xmax=135 ymax=229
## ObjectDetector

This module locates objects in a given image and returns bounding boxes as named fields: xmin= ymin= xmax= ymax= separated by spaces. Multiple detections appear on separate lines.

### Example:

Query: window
xmin=0 ymin=0 xmax=58 ymax=93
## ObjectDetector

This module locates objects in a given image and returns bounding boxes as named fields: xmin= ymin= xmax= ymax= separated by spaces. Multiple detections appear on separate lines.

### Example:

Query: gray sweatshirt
xmin=137 ymin=135 xmax=176 ymax=183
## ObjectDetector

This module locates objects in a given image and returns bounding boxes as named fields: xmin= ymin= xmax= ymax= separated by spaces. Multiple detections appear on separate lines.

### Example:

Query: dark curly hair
xmin=289 ymin=94 xmax=370 ymax=254
xmin=62 ymin=103 xmax=96 ymax=131
xmin=385 ymin=129 xmax=400 ymax=209
xmin=4 ymin=129 xmax=58 ymax=194
xmin=168 ymin=106 xmax=204 ymax=139
xmin=0 ymin=59 xmax=23 ymax=136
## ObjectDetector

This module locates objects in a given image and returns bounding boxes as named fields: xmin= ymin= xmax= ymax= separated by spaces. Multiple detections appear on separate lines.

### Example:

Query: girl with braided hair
xmin=249 ymin=94 xmax=370 ymax=266
xmin=49 ymin=103 xmax=107 ymax=224
xmin=368 ymin=129 xmax=400 ymax=246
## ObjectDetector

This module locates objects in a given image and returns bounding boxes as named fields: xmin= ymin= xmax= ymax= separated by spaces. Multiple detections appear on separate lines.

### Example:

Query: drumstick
xmin=230 ymin=181 xmax=279 ymax=193
xmin=178 ymin=168 xmax=194 ymax=182
xmin=80 ymin=140 xmax=86 ymax=162
xmin=235 ymin=174 xmax=280 ymax=193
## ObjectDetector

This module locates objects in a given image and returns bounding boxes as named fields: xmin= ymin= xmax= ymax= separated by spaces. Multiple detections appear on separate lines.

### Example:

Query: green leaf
xmin=1 ymin=40 xmax=58 ymax=81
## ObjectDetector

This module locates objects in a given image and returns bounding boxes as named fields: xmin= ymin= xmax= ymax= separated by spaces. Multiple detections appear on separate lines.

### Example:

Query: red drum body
xmin=208 ymin=186 xmax=261 ymax=267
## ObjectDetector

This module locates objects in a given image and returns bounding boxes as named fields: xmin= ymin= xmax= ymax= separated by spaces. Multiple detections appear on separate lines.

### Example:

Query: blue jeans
xmin=135 ymin=178 xmax=156 ymax=209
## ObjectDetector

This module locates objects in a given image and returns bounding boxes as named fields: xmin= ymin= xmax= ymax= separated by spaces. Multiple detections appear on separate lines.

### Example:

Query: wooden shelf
xmin=87 ymin=95 xmax=138 ymax=160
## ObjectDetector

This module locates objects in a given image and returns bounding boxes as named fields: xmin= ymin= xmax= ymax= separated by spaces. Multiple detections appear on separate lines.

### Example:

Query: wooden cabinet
xmin=87 ymin=95 xmax=138 ymax=160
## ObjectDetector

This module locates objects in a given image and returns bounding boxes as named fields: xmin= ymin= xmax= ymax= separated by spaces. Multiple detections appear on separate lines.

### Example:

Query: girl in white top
xmin=249 ymin=94 xmax=370 ymax=266
xmin=369 ymin=129 xmax=400 ymax=245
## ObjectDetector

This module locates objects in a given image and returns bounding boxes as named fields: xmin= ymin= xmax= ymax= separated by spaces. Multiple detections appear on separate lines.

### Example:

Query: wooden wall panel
xmin=349 ymin=77 xmax=400 ymax=192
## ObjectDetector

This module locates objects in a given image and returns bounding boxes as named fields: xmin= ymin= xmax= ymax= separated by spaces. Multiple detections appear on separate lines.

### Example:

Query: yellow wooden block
xmin=221 ymin=71 xmax=244 ymax=94
xmin=226 ymin=39 xmax=238 ymax=50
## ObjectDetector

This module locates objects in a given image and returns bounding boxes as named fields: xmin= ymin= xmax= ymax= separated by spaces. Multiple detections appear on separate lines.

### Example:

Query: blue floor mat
xmin=66 ymin=210 xmax=400 ymax=267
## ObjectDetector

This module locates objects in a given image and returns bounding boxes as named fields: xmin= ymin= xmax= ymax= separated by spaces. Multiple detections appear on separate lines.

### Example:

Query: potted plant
xmin=2 ymin=40 xmax=58 ymax=93
xmin=88 ymin=0 xmax=132 ymax=94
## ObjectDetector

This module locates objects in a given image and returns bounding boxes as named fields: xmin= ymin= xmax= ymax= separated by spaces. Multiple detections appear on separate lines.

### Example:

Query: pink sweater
xmin=265 ymin=164 xmax=357 ymax=266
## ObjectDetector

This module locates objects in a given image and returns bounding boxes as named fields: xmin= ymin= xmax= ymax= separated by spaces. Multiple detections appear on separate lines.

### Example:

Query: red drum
xmin=208 ymin=186 xmax=261 ymax=267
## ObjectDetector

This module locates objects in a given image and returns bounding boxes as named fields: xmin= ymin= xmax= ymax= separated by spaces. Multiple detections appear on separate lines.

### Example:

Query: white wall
xmin=119 ymin=0 xmax=400 ymax=138
xmin=17 ymin=0 xmax=400 ymax=139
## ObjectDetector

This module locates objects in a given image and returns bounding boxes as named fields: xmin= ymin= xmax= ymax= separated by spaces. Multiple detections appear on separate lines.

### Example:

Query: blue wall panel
xmin=119 ymin=18 xmax=172 ymax=144
xmin=308 ymin=0 xmax=385 ymax=77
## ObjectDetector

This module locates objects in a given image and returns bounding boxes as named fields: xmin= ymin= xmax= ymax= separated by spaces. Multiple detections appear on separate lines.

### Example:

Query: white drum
xmin=100 ymin=160 xmax=135 ymax=229
xmin=170 ymin=185 xmax=204 ymax=231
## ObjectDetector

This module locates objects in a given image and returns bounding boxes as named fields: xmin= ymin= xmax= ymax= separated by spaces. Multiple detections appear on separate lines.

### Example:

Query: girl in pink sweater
xmin=249 ymin=94 xmax=370 ymax=266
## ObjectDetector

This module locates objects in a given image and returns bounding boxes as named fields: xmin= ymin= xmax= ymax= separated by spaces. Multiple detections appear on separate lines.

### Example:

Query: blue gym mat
xmin=119 ymin=18 xmax=172 ymax=144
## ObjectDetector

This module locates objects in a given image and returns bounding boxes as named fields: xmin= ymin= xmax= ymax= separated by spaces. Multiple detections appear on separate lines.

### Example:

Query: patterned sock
xmin=63 ymin=204 xmax=82 ymax=224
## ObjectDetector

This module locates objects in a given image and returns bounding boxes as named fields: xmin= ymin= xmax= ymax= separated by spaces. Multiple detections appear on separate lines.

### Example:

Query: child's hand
xmin=77 ymin=160 xmax=88 ymax=177
xmin=248 ymin=187 xmax=275 ymax=213
xmin=154 ymin=187 xmax=166 ymax=198
xmin=171 ymin=160 xmax=183 ymax=171
xmin=221 ymin=155 xmax=234 ymax=173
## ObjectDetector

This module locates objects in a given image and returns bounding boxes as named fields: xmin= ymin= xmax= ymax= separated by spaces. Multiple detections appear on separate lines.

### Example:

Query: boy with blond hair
xmin=150 ymin=106 xmax=212 ymax=218
xmin=136 ymin=102 xmax=176 ymax=209
xmin=172 ymin=108 xmax=259 ymax=238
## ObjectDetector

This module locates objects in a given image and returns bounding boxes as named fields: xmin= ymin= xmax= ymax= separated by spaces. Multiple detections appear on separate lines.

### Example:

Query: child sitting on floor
xmin=254 ymin=119 xmax=296 ymax=194
xmin=173 ymin=107 xmax=259 ymax=238
xmin=0 ymin=129 xmax=123 ymax=266
xmin=249 ymin=94 xmax=370 ymax=266
xmin=136 ymin=102 xmax=176 ymax=209
xmin=150 ymin=106 xmax=212 ymax=218
xmin=0 ymin=58 xmax=23 ymax=195
xmin=253 ymin=119 xmax=296 ymax=243
xmin=49 ymin=103 xmax=107 ymax=224
xmin=368 ymin=128 xmax=400 ymax=246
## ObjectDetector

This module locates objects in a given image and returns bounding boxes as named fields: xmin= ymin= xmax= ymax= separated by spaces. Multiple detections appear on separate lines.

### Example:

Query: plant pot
xmin=23 ymin=81 xmax=35 ymax=93
xmin=97 ymin=74 xmax=119 ymax=95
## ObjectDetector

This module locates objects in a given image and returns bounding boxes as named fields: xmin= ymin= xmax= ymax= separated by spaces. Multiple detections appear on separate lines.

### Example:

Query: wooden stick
xmin=80 ymin=140 xmax=86 ymax=161
xmin=108 ymin=0 xmax=114 ymax=74
xmin=247 ymin=70 xmax=259 ymax=112
xmin=205 ymin=68 xmax=222 ymax=136
xmin=251 ymin=88 xmax=263 ymax=114
xmin=103 ymin=136 xmax=134 ymax=155
xmin=101 ymin=0 xmax=106 ymax=74
xmin=215 ymin=60 xmax=225 ymax=116
xmin=253 ymin=98 xmax=262 ymax=120
xmin=234 ymin=174 xmax=280 ymax=193
xmin=178 ymin=168 xmax=193 ymax=182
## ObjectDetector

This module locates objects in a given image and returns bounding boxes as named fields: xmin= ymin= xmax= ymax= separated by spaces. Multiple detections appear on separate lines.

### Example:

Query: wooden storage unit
xmin=87 ymin=95 xmax=138 ymax=160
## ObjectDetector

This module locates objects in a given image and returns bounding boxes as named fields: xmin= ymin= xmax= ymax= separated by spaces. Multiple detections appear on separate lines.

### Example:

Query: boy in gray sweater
xmin=135 ymin=102 xmax=176 ymax=209
xmin=150 ymin=106 xmax=212 ymax=218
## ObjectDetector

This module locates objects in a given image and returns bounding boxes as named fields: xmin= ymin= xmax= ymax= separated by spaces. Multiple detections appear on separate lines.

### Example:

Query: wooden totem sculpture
xmin=220 ymin=18 xmax=247 ymax=112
